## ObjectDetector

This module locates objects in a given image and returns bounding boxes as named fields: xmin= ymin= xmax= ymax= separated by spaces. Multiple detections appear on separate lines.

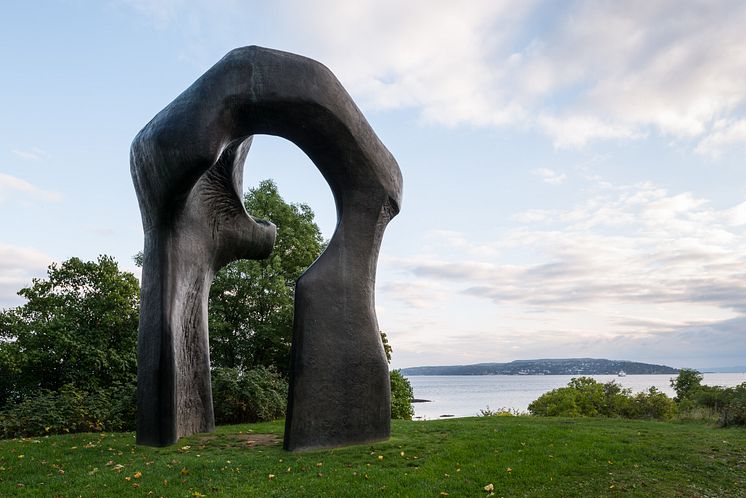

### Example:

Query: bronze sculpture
xmin=131 ymin=46 xmax=402 ymax=450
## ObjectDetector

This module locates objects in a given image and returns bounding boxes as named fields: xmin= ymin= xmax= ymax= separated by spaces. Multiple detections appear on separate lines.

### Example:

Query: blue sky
xmin=3 ymin=0 xmax=746 ymax=369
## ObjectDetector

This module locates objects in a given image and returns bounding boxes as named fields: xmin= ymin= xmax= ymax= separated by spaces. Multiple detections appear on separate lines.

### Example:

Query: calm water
xmin=405 ymin=373 xmax=746 ymax=420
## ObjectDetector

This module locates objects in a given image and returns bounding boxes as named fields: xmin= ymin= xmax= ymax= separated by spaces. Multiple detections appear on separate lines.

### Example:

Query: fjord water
xmin=406 ymin=373 xmax=746 ymax=420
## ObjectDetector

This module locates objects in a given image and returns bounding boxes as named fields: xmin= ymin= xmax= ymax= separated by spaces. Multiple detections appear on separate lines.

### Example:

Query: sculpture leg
xmin=284 ymin=193 xmax=397 ymax=451
xmin=135 ymin=140 xmax=275 ymax=446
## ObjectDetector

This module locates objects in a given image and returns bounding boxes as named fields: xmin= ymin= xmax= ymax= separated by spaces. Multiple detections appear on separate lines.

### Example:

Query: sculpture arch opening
xmin=131 ymin=46 xmax=402 ymax=451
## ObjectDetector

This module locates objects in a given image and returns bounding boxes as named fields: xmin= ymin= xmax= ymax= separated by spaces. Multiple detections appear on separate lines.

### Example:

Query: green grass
xmin=2 ymin=417 xmax=745 ymax=497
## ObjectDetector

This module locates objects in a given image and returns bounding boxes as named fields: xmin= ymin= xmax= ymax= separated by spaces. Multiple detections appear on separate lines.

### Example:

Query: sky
xmin=2 ymin=1 xmax=746 ymax=370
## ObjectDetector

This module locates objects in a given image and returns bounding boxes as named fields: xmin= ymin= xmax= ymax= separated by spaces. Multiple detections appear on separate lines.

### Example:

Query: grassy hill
xmin=2 ymin=417 xmax=745 ymax=497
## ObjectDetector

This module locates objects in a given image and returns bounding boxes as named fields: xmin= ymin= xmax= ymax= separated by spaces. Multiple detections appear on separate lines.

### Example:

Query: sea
xmin=404 ymin=373 xmax=746 ymax=420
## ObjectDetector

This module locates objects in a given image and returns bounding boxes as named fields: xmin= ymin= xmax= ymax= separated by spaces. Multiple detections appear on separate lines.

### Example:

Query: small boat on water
xmin=618 ymin=370 xmax=627 ymax=377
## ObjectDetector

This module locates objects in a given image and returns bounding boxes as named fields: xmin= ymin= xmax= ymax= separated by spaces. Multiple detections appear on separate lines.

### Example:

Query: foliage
xmin=626 ymin=387 xmax=676 ymax=420
xmin=380 ymin=331 xmax=393 ymax=363
xmin=528 ymin=377 xmax=675 ymax=420
xmin=670 ymin=368 xmax=703 ymax=402
xmin=208 ymin=180 xmax=324 ymax=377
xmin=381 ymin=331 xmax=414 ymax=420
xmin=4 ymin=418 xmax=746 ymax=496
xmin=677 ymin=382 xmax=746 ymax=427
xmin=390 ymin=370 xmax=414 ymax=420
xmin=719 ymin=383 xmax=746 ymax=427
xmin=0 ymin=382 xmax=135 ymax=438
xmin=479 ymin=406 xmax=522 ymax=417
xmin=0 ymin=256 xmax=139 ymax=406
xmin=211 ymin=367 xmax=288 ymax=425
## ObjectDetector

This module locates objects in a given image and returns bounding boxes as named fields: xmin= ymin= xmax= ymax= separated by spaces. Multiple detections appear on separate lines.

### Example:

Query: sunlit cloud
xmin=532 ymin=167 xmax=567 ymax=185
xmin=11 ymin=147 xmax=50 ymax=161
xmin=121 ymin=1 xmax=746 ymax=152
xmin=0 ymin=172 xmax=62 ymax=203
xmin=380 ymin=179 xmax=746 ymax=366
xmin=0 ymin=243 xmax=52 ymax=308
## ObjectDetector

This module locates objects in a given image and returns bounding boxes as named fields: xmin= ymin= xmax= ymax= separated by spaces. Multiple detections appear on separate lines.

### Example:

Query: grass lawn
xmin=2 ymin=416 xmax=745 ymax=497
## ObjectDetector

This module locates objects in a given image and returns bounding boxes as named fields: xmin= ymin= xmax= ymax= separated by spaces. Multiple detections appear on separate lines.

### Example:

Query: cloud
xmin=0 ymin=172 xmax=62 ymax=203
xmin=0 ymin=243 xmax=52 ymax=308
xmin=11 ymin=147 xmax=50 ymax=161
xmin=695 ymin=119 xmax=746 ymax=156
xmin=121 ymin=0 xmax=746 ymax=151
xmin=382 ymin=179 xmax=746 ymax=366
xmin=537 ymin=114 xmax=645 ymax=149
xmin=532 ymin=167 xmax=567 ymax=185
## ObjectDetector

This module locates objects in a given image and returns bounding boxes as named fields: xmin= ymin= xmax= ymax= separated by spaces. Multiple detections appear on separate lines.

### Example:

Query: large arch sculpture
xmin=131 ymin=46 xmax=403 ymax=450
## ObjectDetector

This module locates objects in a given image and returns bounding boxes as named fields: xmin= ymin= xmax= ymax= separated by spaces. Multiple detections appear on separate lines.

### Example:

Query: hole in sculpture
xmin=207 ymin=135 xmax=336 ymax=425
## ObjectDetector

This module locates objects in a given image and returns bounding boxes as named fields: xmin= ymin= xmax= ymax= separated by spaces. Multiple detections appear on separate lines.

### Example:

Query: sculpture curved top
xmin=132 ymin=46 xmax=402 ymax=449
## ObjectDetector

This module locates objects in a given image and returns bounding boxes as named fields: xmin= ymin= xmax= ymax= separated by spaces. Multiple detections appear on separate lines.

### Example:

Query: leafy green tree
xmin=670 ymin=368 xmax=703 ymax=402
xmin=0 ymin=256 xmax=140 ymax=406
xmin=381 ymin=331 xmax=414 ymax=419
xmin=208 ymin=179 xmax=324 ymax=376
xmin=390 ymin=370 xmax=415 ymax=420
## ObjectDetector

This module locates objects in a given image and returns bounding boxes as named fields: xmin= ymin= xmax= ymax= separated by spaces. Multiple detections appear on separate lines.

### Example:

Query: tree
xmin=381 ymin=331 xmax=415 ymax=420
xmin=0 ymin=256 xmax=140 ymax=406
xmin=670 ymin=368 xmax=703 ymax=402
xmin=208 ymin=179 xmax=324 ymax=376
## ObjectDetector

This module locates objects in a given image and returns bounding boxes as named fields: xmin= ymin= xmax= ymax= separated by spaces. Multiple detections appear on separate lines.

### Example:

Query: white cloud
xmin=695 ymin=119 xmax=746 ymax=156
xmin=537 ymin=114 xmax=645 ymax=149
xmin=532 ymin=167 xmax=566 ymax=185
xmin=0 ymin=243 xmax=52 ymax=308
xmin=380 ymin=180 xmax=746 ymax=366
xmin=122 ymin=0 xmax=746 ymax=151
xmin=0 ymin=172 xmax=62 ymax=203
xmin=11 ymin=147 xmax=50 ymax=161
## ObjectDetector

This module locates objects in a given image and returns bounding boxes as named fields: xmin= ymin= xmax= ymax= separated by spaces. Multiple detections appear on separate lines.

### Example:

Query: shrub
xmin=529 ymin=377 xmax=674 ymax=421
xmin=211 ymin=366 xmax=288 ymax=425
xmin=718 ymin=383 xmax=746 ymax=427
xmin=0 ymin=382 xmax=136 ymax=438
xmin=691 ymin=385 xmax=730 ymax=411
xmin=673 ymin=381 xmax=746 ymax=427
xmin=479 ymin=406 xmax=521 ymax=417
xmin=628 ymin=387 xmax=676 ymax=420
xmin=528 ymin=386 xmax=580 ymax=417
xmin=390 ymin=370 xmax=414 ymax=420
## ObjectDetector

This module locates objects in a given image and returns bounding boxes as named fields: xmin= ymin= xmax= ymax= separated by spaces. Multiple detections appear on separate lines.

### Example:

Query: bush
xmin=211 ymin=366 xmax=288 ymax=425
xmin=479 ymin=406 xmax=522 ymax=417
xmin=627 ymin=387 xmax=676 ymax=420
xmin=718 ymin=383 xmax=746 ymax=427
xmin=672 ymin=379 xmax=746 ymax=427
xmin=0 ymin=382 xmax=136 ymax=438
xmin=390 ymin=370 xmax=414 ymax=420
xmin=528 ymin=377 xmax=674 ymax=421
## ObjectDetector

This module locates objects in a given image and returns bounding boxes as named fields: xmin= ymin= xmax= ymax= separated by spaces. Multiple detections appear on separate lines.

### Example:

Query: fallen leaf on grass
xmin=134 ymin=471 xmax=142 ymax=479
xmin=484 ymin=483 xmax=494 ymax=492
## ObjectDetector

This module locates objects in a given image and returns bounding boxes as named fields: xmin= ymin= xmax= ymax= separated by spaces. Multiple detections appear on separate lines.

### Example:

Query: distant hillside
xmin=697 ymin=366 xmax=746 ymax=373
xmin=400 ymin=358 xmax=678 ymax=376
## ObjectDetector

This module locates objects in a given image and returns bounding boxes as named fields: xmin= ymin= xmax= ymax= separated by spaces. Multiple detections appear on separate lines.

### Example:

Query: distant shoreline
xmin=400 ymin=358 xmax=681 ymax=376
